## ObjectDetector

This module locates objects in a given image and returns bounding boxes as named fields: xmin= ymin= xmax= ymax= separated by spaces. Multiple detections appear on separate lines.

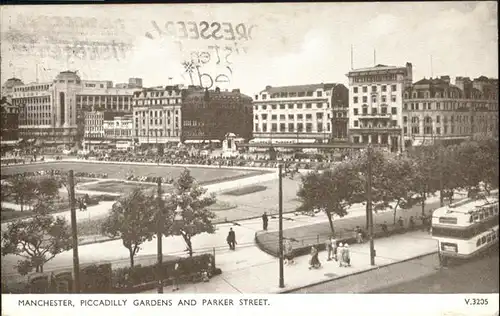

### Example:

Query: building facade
xmin=252 ymin=83 xmax=348 ymax=144
xmin=347 ymin=63 xmax=413 ymax=152
xmin=9 ymin=71 xmax=140 ymax=146
xmin=182 ymin=86 xmax=253 ymax=144
xmin=132 ymin=86 xmax=183 ymax=146
xmin=403 ymin=75 xmax=499 ymax=147
xmin=1 ymin=78 xmax=23 ymax=143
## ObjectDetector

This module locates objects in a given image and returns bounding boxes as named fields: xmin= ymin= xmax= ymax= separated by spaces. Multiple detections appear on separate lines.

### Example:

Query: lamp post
xmin=278 ymin=163 xmax=285 ymax=288
xmin=156 ymin=178 xmax=164 ymax=293
xmin=366 ymin=145 xmax=376 ymax=266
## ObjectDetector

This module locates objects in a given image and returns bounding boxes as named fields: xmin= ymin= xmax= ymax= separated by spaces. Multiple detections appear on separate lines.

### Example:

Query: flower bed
xmin=224 ymin=185 xmax=267 ymax=196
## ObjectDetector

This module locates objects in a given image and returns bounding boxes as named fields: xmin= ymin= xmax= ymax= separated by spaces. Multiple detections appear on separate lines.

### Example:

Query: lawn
xmin=1 ymin=162 xmax=265 ymax=184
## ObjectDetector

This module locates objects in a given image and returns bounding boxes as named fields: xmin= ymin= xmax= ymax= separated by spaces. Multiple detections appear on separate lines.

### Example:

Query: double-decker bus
xmin=432 ymin=194 xmax=499 ymax=262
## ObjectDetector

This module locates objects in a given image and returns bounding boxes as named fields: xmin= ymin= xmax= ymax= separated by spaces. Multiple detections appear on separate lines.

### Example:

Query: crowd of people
xmin=1 ymin=169 xmax=109 ymax=180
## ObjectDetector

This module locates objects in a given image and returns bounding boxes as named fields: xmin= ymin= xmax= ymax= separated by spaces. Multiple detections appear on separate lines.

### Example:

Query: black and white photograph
xmin=0 ymin=2 xmax=498 ymax=315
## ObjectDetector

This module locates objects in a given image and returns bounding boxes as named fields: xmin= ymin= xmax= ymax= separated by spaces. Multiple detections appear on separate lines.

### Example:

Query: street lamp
xmin=366 ymin=145 xmax=376 ymax=266
xmin=278 ymin=164 xmax=284 ymax=288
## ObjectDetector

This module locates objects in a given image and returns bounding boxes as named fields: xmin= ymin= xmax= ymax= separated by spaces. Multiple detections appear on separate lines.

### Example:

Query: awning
xmin=413 ymin=140 xmax=423 ymax=146
xmin=297 ymin=139 xmax=316 ymax=144
xmin=184 ymin=140 xmax=204 ymax=144
xmin=0 ymin=140 xmax=20 ymax=146
xmin=250 ymin=138 xmax=271 ymax=144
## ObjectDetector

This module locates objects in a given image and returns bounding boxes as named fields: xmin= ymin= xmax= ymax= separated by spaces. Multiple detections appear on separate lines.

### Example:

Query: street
xmin=290 ymin=247 xmax=499 ymax=293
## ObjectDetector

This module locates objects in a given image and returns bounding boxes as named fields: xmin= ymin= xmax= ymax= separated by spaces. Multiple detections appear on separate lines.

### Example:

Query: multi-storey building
xmin=132 ymin=85 xmax=183 ymax=146
xmin=103 ymin=114 xmax=133 ymax=150
xmin=252 ymin=83 xmax=348 ymax=144
xmin=10 ymin=71 xmax=140 ymax=146
xmin=1 ymin=78 xmax=23 ymax=143
xmin=83 ymin=111 xmax=132 ymax=151
xmin=347 ymin=63 xmax=413 ymax=152
xmin=403 ymin=75 xmax=499 ymax=147
xmin=182 ymin=86 xmax=253 ymax=144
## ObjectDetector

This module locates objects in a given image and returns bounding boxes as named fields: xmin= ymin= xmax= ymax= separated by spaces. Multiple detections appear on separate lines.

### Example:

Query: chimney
xmin=265 ymin=85 xmax=272 ymax=90
xmin=215 ymin=87 xmax=221 ymax=93
xmin=440 ymin=76 xmax=451 ymax=84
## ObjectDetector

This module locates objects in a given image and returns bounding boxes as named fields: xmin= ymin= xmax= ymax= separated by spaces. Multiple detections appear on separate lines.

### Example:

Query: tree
xmin=165 ymin=169 xmax=216 ymax=257
xmin=1 ymin=204 xmax=72 ymax=275
xmin=33 ymin=176 xmax=61 ymax=205
xmin=380 ymin=155 xmax=419 ymax=224
xmin=296 ymin=161 xmax=362 ymax=235
xmin=408 ymin=146 xmax=440 ymax=216
xmin=8 ymin=175 xmax=37 ymax=212
xmin=100 ymin=189 xmax=156 ymax=267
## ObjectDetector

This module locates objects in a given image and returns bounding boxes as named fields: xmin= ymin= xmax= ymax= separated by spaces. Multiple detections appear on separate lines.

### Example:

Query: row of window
xmin=352 ymin=120 xmax=398 ymax=128
xmin=14 ymin=85 xmax=51 ymax=92
xmin=135 ymin=99 xmax=182 ymax=106
xmin=254 ymin=102 xmax=329 ymax=111
xmin=13 ymin=97 xmax=51 ymax=105
xmin=256 ymin=113 xmax=329 ymax=121
xmin=403 ymin=101 xmax=497 ymax=111
xmin=353 ymin=84 xmax=398 ymax=94
xmin=404 ymin=125 xmax=493 ymax=136
xmin=135 ymin=119 xmax=180 ymax=127
xmin=353 ymin=95 xmax=397 ymax=104
xmin=476 ymin=229 xmax=499 ymax=247
xmin=134 ymin=110 xmax=180 ymax=117
xmin=137 ymin=91 xmax=182 ymax=98
xmin=403 ymin=115 xmax=495 ymax=124
xmin=352 ymin=135 xmax=398 ymax=144
xmin=353 ymin=107 xmax=397 ymax=116
xmin=432 ymin=215 xmax=499 ymax=239
xmin=257 ymin=90 xmax=327 ymax=100
xmin=78 ymin=96 xmax=133 ymax=103
xmin=254 ymin=122 xmax=331 ymax=133
xmin=135 ymin=130 xmax=180 ymax=137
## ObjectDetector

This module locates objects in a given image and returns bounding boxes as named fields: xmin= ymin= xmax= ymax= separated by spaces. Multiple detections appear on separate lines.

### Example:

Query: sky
xmin=1 ymin=2 xmax=498 ymax=96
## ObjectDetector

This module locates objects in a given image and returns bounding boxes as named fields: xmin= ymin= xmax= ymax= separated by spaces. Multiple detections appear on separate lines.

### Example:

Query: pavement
xmin=142 ymin=230 xmax=438 ymax=293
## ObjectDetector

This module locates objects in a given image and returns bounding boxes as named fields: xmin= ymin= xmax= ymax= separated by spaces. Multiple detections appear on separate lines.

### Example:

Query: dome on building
xmin=2 ymin=78 xmax=24 ymax=89
xmin=55 ymin=70 xmax=81 ymax=82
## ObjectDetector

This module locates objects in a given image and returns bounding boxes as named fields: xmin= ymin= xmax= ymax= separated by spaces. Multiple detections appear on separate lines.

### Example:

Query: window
xmin=403 ymin=116 xmax=408 ymax=123
xmin=372 ymin=96 xmax=377 ymax=103
xmin=372 ymin=86 xmax=377 ymax=92
xmin=288 ymin=114 xmax=294 ymax=120
xmin=306 ymin=123 xmax=313 ymax=132
xmin=353 ymin=136 xmax=360 ymax=143
xmin=297 ymin=104 xmax=303 ymax=109
xmin=354 ymin=97 xmax=359 ymax=104
xmin=271 ymin=104 xmax=277 ymax=110
xmin=362 ymin=96 xmax=368 ymax=103
xmin=306 ymin=103 xmax=312 ymax=109
xmin=381 ymin=96 xmax=387 ymax=103
xmin=288 ymin=123 xmax=294 ymax=131
xmin=316 ymin=113 xmax=323 ymax=119
xmin=391 ymin=84 xmax=397 ymax=91
xmin=262 ymin=114 xmax=267 ymax=120
xmin=436 ymin=102 xmax=441 ymax=110
xmin=372 ymin=108 xmax=377 ymax=115
xmin=362 ymin=86 xmax=368 ymax=93
xmin=391 ymin=107 xmax=397 ymax=115
xmin=280 ymin=104 xmax=285 ymax=109
xmin=354 ymin=120 xmax=359 ymax=127
xmin=297 ymin=114 xmax=303 ymax=120
xmin=271 ymin=123 xmax=277 ymax=132
xmin=382 ymin=85 xmax=387 ymax=92
xmin=436 ymin=127 xmax=441 ymax=134
xmin=353 ymin=87 xmax=358 ymax=93
xmin=297 ymin=123 xmax=303 ymax=132
xmin=403 ymin=126 xmax=408 ymax=134
xmin=271 ymin=115 xmax=277 ymax=120
xmin=306 ymin=114 xmax=312 ymax=120
xmin=392 ymin=120 xmax=397 ymax=126
xmin=262 ymin=105 xmax=267 ymax=110
xmin=437 ymin=115 xmax=441 ymax=123
xmin=288 ymin=104 xmax=294 ymax=109
xmin=280 ymin=123 xmax=286 ymax=132
xmin=354 ymin=109 xmax=359 ymax=115
xmin=317 ymin=91 xmax=323 ymax=97
xmin=262 ymin=95 xmax=267 ymax=100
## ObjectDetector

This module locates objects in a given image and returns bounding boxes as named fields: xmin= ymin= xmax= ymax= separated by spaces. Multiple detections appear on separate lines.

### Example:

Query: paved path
xmin=142 ymin=230 xmax=438 ymax=293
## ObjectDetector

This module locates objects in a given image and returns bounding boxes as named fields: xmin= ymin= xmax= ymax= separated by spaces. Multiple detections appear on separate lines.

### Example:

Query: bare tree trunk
xmin=365 ymin=203 xmax=369 ymax=230
xmin=129 ymin=248 xmax=135 ymax=268
xmin=40 ymin=265 xmax=44 ymax=273
xmin=326 ymin=210 xmax=335 ymax=236
xmin=182 ymin=234 xmax=193 ymax=257
xmin=421 ymin=193 xmax=426 ymax=216
xmin=393 ymin=200 xmax=400 ymax=225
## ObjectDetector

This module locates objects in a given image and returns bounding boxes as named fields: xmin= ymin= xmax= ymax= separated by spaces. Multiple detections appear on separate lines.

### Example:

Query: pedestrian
xmin=325 ymin=237 xmax=333 ymax=261
xmin=284 ymin=239 xmax=294 ymax=265
xmin=227 ymin=228 xmax=236 ymax=250
xmin=262 ymin=212 xmax=269 ymax=231
xmin=355 ymin=226 xmax=364 ymax=243
xmin=338 ymin=243 xmax=345 ymax=267
xmin=308 ymin=246 xmax=321 ymax=269
xmin=381 ymin=221 xmax=389 ymax=236
xmin=343 ymin=244 xmax=351 ymax=267
xmin=398 ymin=216 xmax=404 ymax=231
xmin=409 ymin=216 xmax=415 ymax=230
xmin=331 ymin=237 xmax=338 ymax=261
xmin=171 ymin=261 xmax=180 ymax=291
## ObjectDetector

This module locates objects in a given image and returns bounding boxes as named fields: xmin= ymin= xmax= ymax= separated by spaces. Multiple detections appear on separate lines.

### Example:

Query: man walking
xmin=325 ymin=237 xmax=333 ymax=261
xmin=262 ymin=212 xmax=269 ymax=231
xmin=227 ymin=228 xmax=236 ymax=250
